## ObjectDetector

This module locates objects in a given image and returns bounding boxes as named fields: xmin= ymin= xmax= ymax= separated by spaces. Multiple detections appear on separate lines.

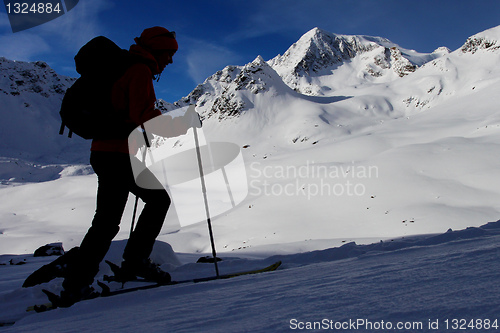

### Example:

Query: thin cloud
xmin=38 ymin=0 xmax=114 ymax=50
xmin=225 ymin=0 xmax=382 ymax=43
xmin=0 ymin=0 xmax=112 ymax=62
xmin=224 ymin=2 xmax=293 ymax=43
xmin=0 ymin=13 xmax=10 ymax=29
xmin=185 ymin=38 xmax=243 ymax=85
xmin=0 ymin=32 xmax=51 ymax=61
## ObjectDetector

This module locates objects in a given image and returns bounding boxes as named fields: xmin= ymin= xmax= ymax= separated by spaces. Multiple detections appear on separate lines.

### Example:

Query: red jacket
xmin=91 ymin=45 xmax=162 ymax=154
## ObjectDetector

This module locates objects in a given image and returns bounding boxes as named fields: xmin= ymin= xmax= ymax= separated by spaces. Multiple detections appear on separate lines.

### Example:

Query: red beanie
xmin=135 ymin=26 xmax=178 ymax=51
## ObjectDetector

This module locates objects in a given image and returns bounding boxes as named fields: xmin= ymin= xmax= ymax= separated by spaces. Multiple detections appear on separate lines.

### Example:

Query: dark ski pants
xmin=63 ymin=151 xmax=170 ymax=291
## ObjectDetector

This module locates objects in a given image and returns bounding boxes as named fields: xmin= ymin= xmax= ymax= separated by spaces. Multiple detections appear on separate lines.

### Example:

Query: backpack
xmin=59 ymin=36 xmax=139 ymax=140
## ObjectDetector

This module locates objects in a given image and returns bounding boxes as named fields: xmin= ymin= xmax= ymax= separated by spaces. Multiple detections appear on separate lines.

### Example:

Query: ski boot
xmin=43 ymin=285 xmax=99 ymax=308
xmin=23 ymin=247 xmax=80 ymax=288
xmin=120 ymin=258 xmax=171 ymax=284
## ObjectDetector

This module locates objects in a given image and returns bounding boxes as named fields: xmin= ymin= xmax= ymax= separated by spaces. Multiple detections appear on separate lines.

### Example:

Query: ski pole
xmin=192 ymin=122 xmax=220 ymax=277
xmin=129 ymin=125 xmax=151 ymax=238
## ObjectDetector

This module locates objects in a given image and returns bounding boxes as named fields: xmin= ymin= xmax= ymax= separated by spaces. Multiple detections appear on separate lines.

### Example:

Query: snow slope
xmin=1 ymin=221 xmax=500 ymax=332
xmin=0 ymin=57 xmax=90 ymax=187
xmin=160 ymin=25 xmax=500 ymax=253
xmin=0 ymin=57 xmax=86 ymax=161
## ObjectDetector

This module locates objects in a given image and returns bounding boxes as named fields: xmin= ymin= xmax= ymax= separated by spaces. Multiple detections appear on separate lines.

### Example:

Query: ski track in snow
xmin=1 ymin=221 xmax=500 ymax=332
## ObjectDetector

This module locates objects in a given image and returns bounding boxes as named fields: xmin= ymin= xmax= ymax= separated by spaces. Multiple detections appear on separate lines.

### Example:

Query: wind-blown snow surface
xmin=1 ymin=222 xmax=500 ymax=332
xmin=1 ymin=25 xmax=500 ymax=331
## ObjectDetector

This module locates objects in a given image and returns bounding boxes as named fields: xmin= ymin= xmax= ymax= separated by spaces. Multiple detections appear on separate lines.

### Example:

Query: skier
xmin=59 ymin=26 xmax=195 ymax=306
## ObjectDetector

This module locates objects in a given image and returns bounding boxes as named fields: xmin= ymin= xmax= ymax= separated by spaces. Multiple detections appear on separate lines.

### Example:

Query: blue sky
xmin=1 ymin=0 xmax=499 ymax=103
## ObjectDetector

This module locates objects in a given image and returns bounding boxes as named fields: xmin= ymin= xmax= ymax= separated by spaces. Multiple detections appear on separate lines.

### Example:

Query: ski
xmin=104 ymin=260 xmax=282 ymax=296
xmin=27 ymin=261 xmax=281 ymax=313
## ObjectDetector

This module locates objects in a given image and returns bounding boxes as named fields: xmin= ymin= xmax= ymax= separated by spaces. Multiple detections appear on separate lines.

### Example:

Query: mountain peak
xmin=269 ymin=28 xmax=380 ymax=78
xmin=252 ymin=55 xmax=266 ymax=65
xmin=267 ymin=28 xmax=436 ymax=94
xmin=302 ymin=27 xmax=333 ymax=40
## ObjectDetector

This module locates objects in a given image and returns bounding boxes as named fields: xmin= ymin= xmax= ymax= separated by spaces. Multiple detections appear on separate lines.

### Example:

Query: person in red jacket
xmin=60 ymin=27 xmax=195 ymax=306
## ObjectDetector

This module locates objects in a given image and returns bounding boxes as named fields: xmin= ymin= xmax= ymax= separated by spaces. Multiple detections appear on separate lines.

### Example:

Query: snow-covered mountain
xmin=2 ymin=26 xmax=497 ymax=165
xmin=163 ymin=25 xmax=500 ymax=156
xmin=0 ymin=57 xmax=91 ymax=185
xmin=1 ymin=25 xmax=500 ymax=248
xmin=268 ymin=27 xmax=447 ymax=94
xmin=157 ymin=25 xmax=500 ymax=252
xmin=164 ymin=26 xmax=497 ymax=151
xmin=0 ymin=57 xmax=81 ymax=159
xmin=169 ymin=27 xmax=449 ymax=120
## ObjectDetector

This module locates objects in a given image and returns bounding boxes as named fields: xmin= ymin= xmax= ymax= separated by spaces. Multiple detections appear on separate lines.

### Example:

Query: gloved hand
xmin=184 ymin=104 xmax=202 ymax=128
